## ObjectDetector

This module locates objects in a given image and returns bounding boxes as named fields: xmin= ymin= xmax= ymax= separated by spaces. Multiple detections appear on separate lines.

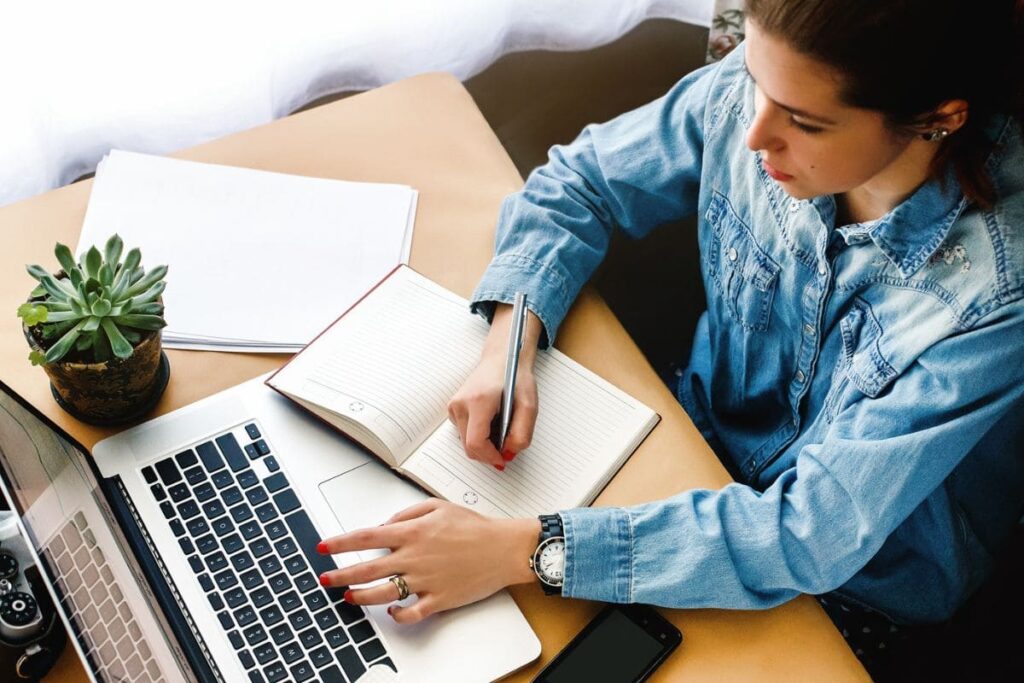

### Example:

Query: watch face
xmin=537 ymin=538 xmax=565 ymax=584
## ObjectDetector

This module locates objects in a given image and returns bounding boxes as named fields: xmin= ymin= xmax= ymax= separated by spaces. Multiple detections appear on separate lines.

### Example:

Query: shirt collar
xmin=830 ymin=165 xmax=969 ymax=278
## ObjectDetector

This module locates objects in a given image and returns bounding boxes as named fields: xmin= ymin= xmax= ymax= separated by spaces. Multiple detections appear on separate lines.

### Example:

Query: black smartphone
xmin=533 ymin=604 xmax=682 ymax=683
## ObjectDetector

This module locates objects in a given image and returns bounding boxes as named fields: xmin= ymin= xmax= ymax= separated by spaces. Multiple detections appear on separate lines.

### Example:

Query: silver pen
xmin=497 ymin=292 xmax=528 ymax=453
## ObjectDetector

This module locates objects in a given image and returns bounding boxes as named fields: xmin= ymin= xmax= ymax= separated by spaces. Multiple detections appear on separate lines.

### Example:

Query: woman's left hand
xmin=317 ymin=498 xmax=541 ymax=624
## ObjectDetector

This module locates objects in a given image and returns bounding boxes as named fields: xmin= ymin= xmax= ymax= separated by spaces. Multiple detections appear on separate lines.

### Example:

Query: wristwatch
xmin=530 ymin=514 xmax=565 ymax=595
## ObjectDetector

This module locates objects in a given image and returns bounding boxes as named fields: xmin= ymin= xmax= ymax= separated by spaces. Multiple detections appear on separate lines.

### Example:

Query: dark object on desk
xmin=0 ymin=557 xmax=67 ymax=681
xmin=533 ymin=604 xmax=682 ymax=683
xmin=17 ymin=234 xmax=170 ymax=425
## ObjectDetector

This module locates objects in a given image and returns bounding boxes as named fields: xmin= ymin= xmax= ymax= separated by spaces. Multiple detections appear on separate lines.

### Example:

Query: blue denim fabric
xmin=470 ymin=43 xmax=1024 ymax=624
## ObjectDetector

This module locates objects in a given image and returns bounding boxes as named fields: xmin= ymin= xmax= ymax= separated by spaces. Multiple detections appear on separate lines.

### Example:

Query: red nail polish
xmin=316 ymin=542 xmax=328 ymax=554
xmin=494 ymin=463 xmax=505 ymax=471
xmin=501 ymin=449 xmax=516 ymax=461
xmin=344 ymin=590 xmax=353 ymax=603
xmin=319 ymin=574 xmax=331 ymax=587
xmin=387 ymin=606 xmax=396 ymax=616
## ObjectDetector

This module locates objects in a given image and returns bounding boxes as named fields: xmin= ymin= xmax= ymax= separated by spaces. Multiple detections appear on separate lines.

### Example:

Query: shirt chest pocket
xmin=823 ymin=299 xmax=899 ymax=421
xmin=706 ymin=193 xmax=781 ymax=332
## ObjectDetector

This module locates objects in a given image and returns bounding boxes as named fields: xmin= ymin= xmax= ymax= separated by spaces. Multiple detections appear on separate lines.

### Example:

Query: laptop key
xmin=202 ymin=500 xmax=226 ymax=519
xmin=142 ymin=466 xmax=157 ymax=484
xmin=196 ymin=534 xmax=218 ymax=555
xmin=273 ymin=537 xmax=298 ymax=557
xmin=294 ymin=572 xmax=317 ymax=593
xmin=216 ymin=433 xmax=249 ymax=472
xmin=223 ymin=486 xmax=244 ymax=507
xmin=178 ymin=538 xmax=195 ymax=556
xmin=240 ymin=569 xmax=263 ymax=590
xmin=217 ymin=611 xmax=233 ymax=630
xmin=256 ymin=503 xmax=278 ymax=523
xmin=280 ymin=642 xmax=303 ymax=664
xmin=279 ymin=590 xmax=301 ymax=613
xmin=215 ymin=569 xmax=239 ymax=591
xmin=238 ymin=650 xmax=255 ymax=670
xmin=160 ymin=502 xmax=175 ymax=519
xmin=208 ymin=593 xmax=224 ymax=612
xmin=264 ymin=473 xmax=288 ymax=493
xmin=205 ymin=552 xmax=228 ymax=573
xmin=222 ymin=533 xmax=244 ymax=555
xmin=178 ymin=500 xmax=200 ymax=520
xmin=242 ymin=624 xmax=268 ymax=647
xmin=246 ymin=486 xmax=269 ymax=506
xmin=230 ymin=504 xmax=254 ymax=523
xmin=265 ymin=520 xmax=287 ymax=540
xmin=250 ymin=537 xmax=273 ymax=558
xmin=269 ymin=623 xmax=293 ymax=645
xmin=325 ymin=627 xmax=349 ymax=648
xmin=212 ymin=470 xmax=234 ymax=489
xmin=212 ymin=517 xmax=235 ymax=537
xmin=169 ymin=519 xmax=185 ymax=537
xmin=151 ymin=484 xmax=167 ymax=501
xmin=238 ymin=470 xmax=259 ymax=489
xmin=290 ymin=660 xmax=315 ymax=682
xmin=240 ymin=520 xmax=262 ymax=541
xmin=235 ymin=606 xmax=258 ymax=628
xmin=227 ymin=630 xmax=244 ymax=650
xmin=264 ymin=661 xmax=286 ymax=683
xmin=248 ymin=672 xmax=265 ymax=683
xmin=360 ymin=638 xmax=387 ymax=663
xmin=309 ymin=646 xmax=333 ymax=669
xmin=336 ymin=645 xmax=365 ymax=680
xmin=169 ymin=483 xmax=190 ymax=502
xmin=176 ymin=449 xmax=199 ymax=469
xmin=268 ymin=573 xmax=291 ymax=594
xmin=314 ymin=608 xmax=339 ymax=630
xmin=318 ymin=665 xmax=345 ymax=683
xmin=283 ymin=509 xmax=337 ymax=579
xmin=184 ymin=466 xmax=207 ymax=486
xmin=264 ymin=456 xmax=280 ymax=472
xmin=337 ymin=601 xmax=364 ymax=625
xmin=197 ymin=573 xmax=214 ymax=592
xmin=231 ymin=551 xmax=256 ymax=572
xmin=196 ymin=442 xmax=224 ymax=472
xmin=251 ymin=587 xmax=273 ymax=608
xmin=255 ymin=439 xmax=271 ymax=456
xmin=350 ymin=620 xmax=375 ymax=643
xmin=253 ymin=642 xmax=277 ymax=665
xmin=303 ymin=591 xmax=327 ymax=613
xmin=259 ymin=556 xmax=282 ymax=576
xmin=188 ymin=555 xmax=204 ymax=573
xmin=187 ymin=518 xmax=211 ymax=537
xmin=245 ymin=423 xmax=261 ymax=440
xmin=225 ymin=587 xmax=247 ymax=609
xmin=298 ymin=627 xmax=323 ymax=649
xmin=155 ymin=458 xmax=182 ymax=485
xmin=244 ymin=443 xmax=259 ymax=460
xmin=194 ymin=482 xmax=216 ymax=502
xmin=288 ymin=610 xmax=313 ymax=631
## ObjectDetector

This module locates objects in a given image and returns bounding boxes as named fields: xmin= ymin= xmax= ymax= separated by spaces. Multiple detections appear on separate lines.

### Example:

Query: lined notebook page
xmin=404 ymin=350 xmax=659 ymax=518
xmin=268 ymin=267 xmax=488 ymax=462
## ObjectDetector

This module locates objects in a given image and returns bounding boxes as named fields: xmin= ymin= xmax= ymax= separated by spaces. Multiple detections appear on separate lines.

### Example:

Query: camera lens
xmin=0 ymin=550 xmax=18 ymax=582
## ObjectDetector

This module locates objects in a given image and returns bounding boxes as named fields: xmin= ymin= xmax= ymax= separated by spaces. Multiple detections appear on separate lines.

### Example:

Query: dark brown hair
xmin=745 ymin=0 xmax=1024 ymax=208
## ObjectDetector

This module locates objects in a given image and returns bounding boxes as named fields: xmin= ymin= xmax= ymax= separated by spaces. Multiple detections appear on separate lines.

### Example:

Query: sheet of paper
xmin=77 ymin=150 xmax=416 ymax=349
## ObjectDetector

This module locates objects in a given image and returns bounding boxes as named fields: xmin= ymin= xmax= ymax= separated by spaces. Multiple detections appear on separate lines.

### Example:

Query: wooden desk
xmin=0 ymin=73 xmax=867 ymax=682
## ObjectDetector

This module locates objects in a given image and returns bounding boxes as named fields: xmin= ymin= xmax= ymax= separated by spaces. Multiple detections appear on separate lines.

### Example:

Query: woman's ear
xmin=915 ymin=99 xmax=970 ymax=138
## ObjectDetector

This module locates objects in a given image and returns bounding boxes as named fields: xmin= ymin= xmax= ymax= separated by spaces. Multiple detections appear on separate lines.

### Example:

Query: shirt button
xmin=789 ymin=201 xmax=801 ymax=213
xmin=795 ymin=370 xmax=806 ymax=383
xmin=818 ymin=262 xmax=827 ymax=276
xmin=728 ymin=247 xmax=738 ymax=262
xmin=803 ymin=323 xmax=815 ymax=335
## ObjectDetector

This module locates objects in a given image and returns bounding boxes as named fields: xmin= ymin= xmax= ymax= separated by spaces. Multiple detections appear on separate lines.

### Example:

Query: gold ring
xmin=389 ymin=574 xmax=410 ymax=601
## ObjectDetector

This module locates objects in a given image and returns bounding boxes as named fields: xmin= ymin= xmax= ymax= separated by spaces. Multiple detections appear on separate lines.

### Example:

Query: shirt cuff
xmin=470 ymin=252 xmax=579 ymax=349
xmin=559 ymin=506 xmax=633 ymax=603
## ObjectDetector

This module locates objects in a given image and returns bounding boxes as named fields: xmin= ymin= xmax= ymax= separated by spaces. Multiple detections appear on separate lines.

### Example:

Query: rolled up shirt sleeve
xmin=560 ymin=303 xmax=1024 ymax=609
xmin=470 ymin=55 xmax=728 ymax=347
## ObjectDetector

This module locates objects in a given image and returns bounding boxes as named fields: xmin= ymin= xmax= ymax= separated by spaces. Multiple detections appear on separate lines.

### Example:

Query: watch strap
xmin=535 ymin=514 xmax=564 ymax=595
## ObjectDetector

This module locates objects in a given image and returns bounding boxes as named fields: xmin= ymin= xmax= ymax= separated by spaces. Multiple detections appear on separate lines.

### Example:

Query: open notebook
xmin=266 ymin=266 xmax=660 ymax=518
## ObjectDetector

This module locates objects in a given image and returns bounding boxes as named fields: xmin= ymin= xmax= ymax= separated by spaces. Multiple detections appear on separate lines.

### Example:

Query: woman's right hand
xmin=447 ymin=303 xmax=542 ymax=469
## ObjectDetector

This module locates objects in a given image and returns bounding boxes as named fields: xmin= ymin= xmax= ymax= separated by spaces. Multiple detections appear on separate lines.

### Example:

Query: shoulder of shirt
xmin=659 ymin=42 xmax=750 ymax=133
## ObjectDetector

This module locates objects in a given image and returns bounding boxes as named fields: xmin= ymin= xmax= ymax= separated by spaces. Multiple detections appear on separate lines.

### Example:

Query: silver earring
xmin=922 ymin=128 xmax=950 ymax=142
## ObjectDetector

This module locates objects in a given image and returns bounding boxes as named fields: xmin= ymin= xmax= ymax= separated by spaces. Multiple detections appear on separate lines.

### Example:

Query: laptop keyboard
xmin=142 ymin=422 xmax=395 ymax=683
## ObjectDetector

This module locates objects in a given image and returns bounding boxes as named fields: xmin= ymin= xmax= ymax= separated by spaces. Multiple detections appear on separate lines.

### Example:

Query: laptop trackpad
xmin=319 ymin=462 xmax=427 ymax=559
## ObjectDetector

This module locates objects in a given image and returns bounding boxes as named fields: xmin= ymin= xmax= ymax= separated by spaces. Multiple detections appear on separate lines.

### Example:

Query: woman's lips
xmin=762 ymin=159 xmax=794 ymax=181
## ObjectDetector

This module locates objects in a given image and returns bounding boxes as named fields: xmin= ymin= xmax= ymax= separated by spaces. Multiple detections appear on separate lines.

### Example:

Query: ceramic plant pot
xmin=23 ymin=324 xmax=170 ymax=426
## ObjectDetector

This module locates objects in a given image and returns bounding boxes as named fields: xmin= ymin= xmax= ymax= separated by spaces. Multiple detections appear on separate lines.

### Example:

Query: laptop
xmin=0 ymin=375 xmax=540 ymax=682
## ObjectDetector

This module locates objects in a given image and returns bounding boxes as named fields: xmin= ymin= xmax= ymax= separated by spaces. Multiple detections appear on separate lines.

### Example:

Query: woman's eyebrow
xmin=744 ymin=58 xmax=839 ymax=126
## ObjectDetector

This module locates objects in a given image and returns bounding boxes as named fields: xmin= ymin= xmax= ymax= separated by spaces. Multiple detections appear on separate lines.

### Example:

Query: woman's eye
xmin=790 ymin=118 xmax=824 ymax=134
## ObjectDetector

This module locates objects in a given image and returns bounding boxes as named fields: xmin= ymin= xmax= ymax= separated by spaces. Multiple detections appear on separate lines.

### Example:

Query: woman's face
xmin=743 ymin=20 xmax=913 ymax=200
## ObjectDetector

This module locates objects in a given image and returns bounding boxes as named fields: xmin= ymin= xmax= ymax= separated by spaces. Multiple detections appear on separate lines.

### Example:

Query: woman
xmin=317 ymin=0 xmax=1024 ymax=673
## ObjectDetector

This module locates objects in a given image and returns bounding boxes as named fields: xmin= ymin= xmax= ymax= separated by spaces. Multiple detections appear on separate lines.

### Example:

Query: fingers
xmin=388 ymin=596 xmax=440 ymax=625
xmin=318 ymin=523 xmax=405 ymax=555
xmin=346 ymin=576 xmax=407 ymax=606
xmin=384 ymin=498 xmax=442 ymax=525
xmin=464 ymin=402 xmax=504 ymax=467
xmin=501 ymin=381 xmax=538 ymax=456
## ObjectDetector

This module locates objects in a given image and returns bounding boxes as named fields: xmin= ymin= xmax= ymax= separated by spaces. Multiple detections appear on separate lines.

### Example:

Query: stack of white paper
xmin=76 ymin=150 xmax=416 ymax=352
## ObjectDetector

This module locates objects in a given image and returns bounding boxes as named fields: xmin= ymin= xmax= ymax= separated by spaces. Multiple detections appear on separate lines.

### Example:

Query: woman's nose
xmin=746 ymin=94 xmax=784 ymax=153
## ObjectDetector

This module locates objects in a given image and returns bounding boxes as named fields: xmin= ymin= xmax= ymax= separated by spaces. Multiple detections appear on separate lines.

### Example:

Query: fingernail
xmin=387 ymin=606 xmax=396 ymax=617
xmin=316 ymin=542 xmax=328 ymax=554
xmin=344 ymin=590 xmax=353 ymax=603
xmin=501 ymin=449 xmax=516 ymax=461
xmin=319 ymin=574 xmax=331 ymax=587
xmin=494 ymin=463 xmax=505 ymax=471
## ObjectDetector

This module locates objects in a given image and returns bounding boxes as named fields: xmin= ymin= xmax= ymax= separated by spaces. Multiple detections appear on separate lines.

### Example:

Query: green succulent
xmin=17 ymin=234 xmax=168 ymax=365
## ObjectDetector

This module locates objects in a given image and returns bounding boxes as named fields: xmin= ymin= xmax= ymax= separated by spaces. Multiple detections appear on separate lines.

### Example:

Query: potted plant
xmin=17 ymin=234 xmax=170 ymax=425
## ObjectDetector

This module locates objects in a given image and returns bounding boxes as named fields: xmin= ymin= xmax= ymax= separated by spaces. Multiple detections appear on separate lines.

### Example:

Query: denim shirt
xmin=470 ymin=44 xmax=1024 ymax=623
